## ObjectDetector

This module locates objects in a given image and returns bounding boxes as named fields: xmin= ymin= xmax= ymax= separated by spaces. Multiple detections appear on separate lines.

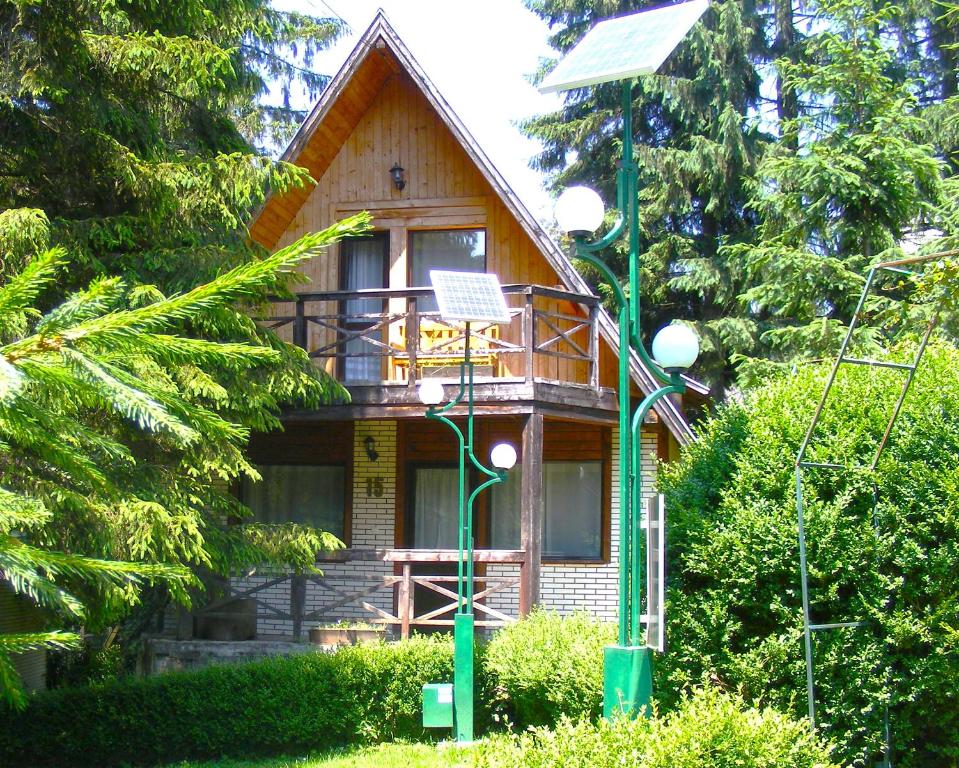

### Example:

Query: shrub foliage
xmin=0 ymin=637 xmax=453 ymax=767
xmin=482 ymin=609 xmax=614 ymax=729
xmin=657 ymin=343 xmax=959 ymax=766
xmin=475 ymin=685 xmax=838 ymax=768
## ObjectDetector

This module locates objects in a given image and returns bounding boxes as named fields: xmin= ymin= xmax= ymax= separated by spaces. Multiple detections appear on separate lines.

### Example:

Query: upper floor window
xmin=410 ymin=229 xmax=486 ymax=312
xmin=340 ymin=233 xmax=388 ymax=382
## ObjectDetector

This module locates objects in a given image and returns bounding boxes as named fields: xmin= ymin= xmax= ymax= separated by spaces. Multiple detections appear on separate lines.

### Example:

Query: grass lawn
xmin=168 ymin=742 xmax=476 ymax=768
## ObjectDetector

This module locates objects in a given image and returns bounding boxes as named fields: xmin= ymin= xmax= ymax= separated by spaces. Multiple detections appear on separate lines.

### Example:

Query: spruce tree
xmin=0 ymin=210 xmax=369 ymax=705
xmin=727 ymin=0 xmax=944 ymax=379
xmin=0 ymin=0 xmax=365 ymax=696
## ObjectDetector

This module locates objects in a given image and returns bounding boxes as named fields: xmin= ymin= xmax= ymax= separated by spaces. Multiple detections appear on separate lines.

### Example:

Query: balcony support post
xmin=519 ymin=411 xmax=543 ymax=615
xmin=293 ymin=299 xmax=307 ymax=349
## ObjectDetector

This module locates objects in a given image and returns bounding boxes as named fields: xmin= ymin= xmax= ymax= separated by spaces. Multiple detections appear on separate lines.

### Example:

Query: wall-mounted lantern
xmin=389 ymin=163 xmax=406 ymax=191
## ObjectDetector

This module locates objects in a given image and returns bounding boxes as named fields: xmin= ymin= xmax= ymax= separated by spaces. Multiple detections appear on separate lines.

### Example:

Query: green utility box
xmin=422 ymin=683 xmax=454 ymax=728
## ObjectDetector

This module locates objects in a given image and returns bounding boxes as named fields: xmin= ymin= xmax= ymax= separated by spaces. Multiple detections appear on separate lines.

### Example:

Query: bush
xmin=657 ymin=343 xmax=959 ymax=766
xmin=475 ymin=685 xmax=838 ymax=768
xmin=482 ymin=609 xmax=614 ymax=728
xmin=0 ymin=636 xmax=454 ymax=767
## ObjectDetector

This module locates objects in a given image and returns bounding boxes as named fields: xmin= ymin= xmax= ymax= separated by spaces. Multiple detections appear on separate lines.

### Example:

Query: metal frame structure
xmin=795 ymin=252 xmax=945 ymax=763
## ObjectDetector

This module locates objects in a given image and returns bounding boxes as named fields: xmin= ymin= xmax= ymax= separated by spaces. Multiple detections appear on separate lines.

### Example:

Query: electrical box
xmin=422 ymin=683 xmax=454 ymax=728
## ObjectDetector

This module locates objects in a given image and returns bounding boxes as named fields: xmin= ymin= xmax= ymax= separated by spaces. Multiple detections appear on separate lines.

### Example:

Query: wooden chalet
xmin=186 ymin=12 xmax=706 ymax=643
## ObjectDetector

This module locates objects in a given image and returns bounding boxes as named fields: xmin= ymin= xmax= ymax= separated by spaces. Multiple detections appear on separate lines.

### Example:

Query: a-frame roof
xmin=250 ymin=11 xmax=703 ymax=445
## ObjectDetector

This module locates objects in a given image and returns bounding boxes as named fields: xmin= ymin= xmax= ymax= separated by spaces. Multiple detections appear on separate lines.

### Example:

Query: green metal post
xmin=572 ymin=79 xmax=686 ymax=720
xmin=424 ymin=333 xmax=511 ymax=743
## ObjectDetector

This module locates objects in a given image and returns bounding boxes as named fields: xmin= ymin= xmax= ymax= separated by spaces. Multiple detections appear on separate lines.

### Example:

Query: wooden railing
xmin=197 ymin=549 xmax=526 ymax=641
xmin=259 ymin=285 xmax=602 ymax=390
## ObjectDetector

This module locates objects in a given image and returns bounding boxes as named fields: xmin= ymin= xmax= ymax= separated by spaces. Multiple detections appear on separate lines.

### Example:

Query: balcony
xmin=261 ymin=285 xmax=616 ymax=412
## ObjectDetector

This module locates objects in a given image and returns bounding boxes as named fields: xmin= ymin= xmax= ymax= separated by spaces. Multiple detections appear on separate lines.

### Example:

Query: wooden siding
xmin=257 ymin=66 xmax=614 ymax=389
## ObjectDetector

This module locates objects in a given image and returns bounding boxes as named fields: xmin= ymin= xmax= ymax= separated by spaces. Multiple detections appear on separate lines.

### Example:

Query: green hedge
xmin=482 ymin=609 xmax=613 ymax=728
xmin=0 ymin=636 xmax=454 ymax=767
xmin=475 ymin=685 xmax=838 ymax=768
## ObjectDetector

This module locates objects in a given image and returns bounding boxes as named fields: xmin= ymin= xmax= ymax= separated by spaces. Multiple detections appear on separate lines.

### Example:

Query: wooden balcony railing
xmin=196 ymin=548 xmax=526 ymax=641
xmin=259 ymin=285 xmax=602 ymax=390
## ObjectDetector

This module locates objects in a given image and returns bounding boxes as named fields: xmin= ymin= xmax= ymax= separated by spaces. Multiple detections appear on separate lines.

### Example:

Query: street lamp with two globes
xmin=554 ymin=178 xmax=700 ymax=717
xmin=418 ymin=373 xmax=516 ymax=744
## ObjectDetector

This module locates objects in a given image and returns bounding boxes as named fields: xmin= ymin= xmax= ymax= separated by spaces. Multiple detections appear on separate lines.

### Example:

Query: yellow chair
xmin=392 ymin=321 xmax=499 ymax=380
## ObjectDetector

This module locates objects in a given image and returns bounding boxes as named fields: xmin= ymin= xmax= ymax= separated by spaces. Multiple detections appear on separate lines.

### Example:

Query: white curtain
xmin=242 ymin=465 xmax=345 ymax=539
xmin=542 ymin=462 xmax=602 ymax=559
xmin=490 ymin=466 xmax=522 ymax=549
xmin=343 ymin=239 xmax=384 ymax=382
xmin=410 ymin=230 xmax=486 ymax=312
xmin=413 ymin=467 xmax=460 ymax=549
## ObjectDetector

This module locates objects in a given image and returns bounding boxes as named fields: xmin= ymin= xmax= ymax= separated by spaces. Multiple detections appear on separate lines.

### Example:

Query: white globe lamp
xmin=490 ymin=443 xmax=517 ymax=470
xmin=651 ymin=324 xmax=700 ymax=373
xmin=554 ymin=186 xmax=605 ymax=237
xmin=418 ymin=378 xmax=445 ymax=406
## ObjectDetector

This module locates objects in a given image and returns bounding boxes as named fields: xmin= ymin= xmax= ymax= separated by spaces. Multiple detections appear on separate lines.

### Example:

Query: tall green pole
xmin=572 ymin=80 xmax=686 ymax=719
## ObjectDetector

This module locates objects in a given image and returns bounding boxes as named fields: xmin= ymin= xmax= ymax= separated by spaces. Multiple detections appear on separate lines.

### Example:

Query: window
xmin=542 ymin=461 xmax=602 ymax=560
xmin=490 ymin=460 xmax=604 ymax=560
xmin=410 ymin=466 xmax=460 ymax=549
xmin=490 ymin=467 xmax=521 ymax=550
xmin=340 ymin=234 xmax=387 ymax=382
xmin=242 ymin=465 xmax=347 ymax=542
xmin=410 ymin=229 xmax=486 ymax=312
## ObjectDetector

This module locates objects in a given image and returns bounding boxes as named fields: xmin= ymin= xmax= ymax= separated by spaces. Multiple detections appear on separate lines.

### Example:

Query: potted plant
xmin=308 ymin=620 xmax=387 ymax=646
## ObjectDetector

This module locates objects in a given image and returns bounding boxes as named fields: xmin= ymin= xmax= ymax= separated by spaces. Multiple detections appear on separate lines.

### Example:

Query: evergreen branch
xmin=0 ymin=630 xmax=80 ymax=655
xmin=0 ymin=247 xmax=66 ymax=323
xmin=1 ymin=214 xmax=370 ymax=363
xmin=60 ymin=348 xmax=200 ymax=443
xmin=0 ymin=488 xmax=50 ymax=532
xmin=36 ymin=277 xmax=126 ymax=334
xmin=2 ymin=535 xmax=190 ymax=594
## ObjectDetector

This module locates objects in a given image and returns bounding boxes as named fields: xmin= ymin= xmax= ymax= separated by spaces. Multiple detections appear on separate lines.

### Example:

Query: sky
xmin=273 ymin=0 xmax=562 ymax=220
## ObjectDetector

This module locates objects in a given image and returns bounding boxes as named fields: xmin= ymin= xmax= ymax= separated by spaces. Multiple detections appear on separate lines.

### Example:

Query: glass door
xmin=339 ymin=233 xmax=387 ymax=382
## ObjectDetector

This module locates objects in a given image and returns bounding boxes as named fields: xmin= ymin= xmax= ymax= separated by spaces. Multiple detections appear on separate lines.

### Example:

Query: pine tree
xmin=0 ymin=210 xmax=369 ymax=705
xmin=727 ymin=0 xmax=944 ymax=380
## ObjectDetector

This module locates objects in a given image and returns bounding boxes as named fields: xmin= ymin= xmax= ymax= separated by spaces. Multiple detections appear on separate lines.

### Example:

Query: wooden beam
xmin=519 ymin=411 xmax=543 ymax=615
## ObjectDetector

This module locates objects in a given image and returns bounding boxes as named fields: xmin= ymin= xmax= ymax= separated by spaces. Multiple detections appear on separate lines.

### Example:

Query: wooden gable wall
xmin=255 ymin=55 xmax=619 ymax=389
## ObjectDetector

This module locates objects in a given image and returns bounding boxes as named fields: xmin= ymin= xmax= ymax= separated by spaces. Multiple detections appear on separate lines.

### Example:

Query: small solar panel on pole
xmin=429 ymin=270 xmax=511 ymax=325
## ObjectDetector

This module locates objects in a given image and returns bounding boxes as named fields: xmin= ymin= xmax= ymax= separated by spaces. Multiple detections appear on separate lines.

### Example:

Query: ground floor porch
xmin=165 ymin=411 xmax=668 ymax=643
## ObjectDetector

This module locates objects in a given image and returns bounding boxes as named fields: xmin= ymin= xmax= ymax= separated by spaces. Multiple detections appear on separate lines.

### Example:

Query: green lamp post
xmin=541 ymin=0 xmax=708 ymax=720
xmin=556 ymin=175 xmax=699 ymax=718
xmin=418 ymin=344 xmax=517 ymax=744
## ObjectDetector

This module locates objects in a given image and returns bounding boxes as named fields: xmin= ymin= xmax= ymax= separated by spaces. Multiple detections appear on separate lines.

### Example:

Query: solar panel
xmin=538 ymin=0 xmax=709 ymax=94
xmin=429 ymin=270 xmax=510 ymax=324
